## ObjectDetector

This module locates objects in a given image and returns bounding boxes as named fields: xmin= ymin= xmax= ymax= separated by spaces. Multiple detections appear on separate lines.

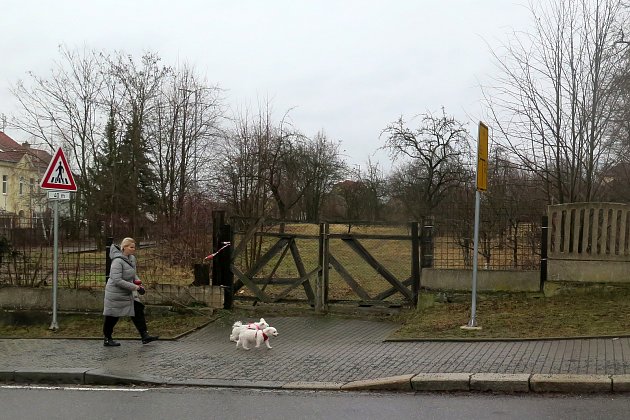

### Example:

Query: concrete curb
xmin=1 ymin=369 xmax=629 ymax=394
xmin=530 ymin=374 xmax=612 ymax=393
xmin=340 ymin=374 xmax=415 ymax=391
xmin=411 ymin=373 xmax=471 ymax=392
xmin=470 ymin=373 xmax=530 ymax=393
xmin=14 ymin=368 xmax=86 ymax=385
xmin=612 ymin=375 xmax=630 ymax=392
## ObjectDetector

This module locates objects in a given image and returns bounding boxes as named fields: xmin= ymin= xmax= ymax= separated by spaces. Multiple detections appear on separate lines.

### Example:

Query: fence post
xmin=411 ymin=222 xmax=420 ymax=307
xmin=421 ymin=218 xmax=434 ymax=268
xmin=540 ymin=215 xmax=548 ymax=291
xmin=105 ymin=237 xmax=113 ymax=283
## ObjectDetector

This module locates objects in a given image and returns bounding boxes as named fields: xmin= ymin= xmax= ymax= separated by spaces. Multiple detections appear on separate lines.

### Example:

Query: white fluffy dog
xmin=229 ymin=318 xmax=269 ymax=342
xmin=236 ymin=326 xmax=278 ymax=350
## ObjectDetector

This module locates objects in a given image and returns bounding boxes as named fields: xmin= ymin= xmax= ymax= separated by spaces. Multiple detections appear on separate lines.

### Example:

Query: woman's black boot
xmin=104 ymin=337 xmax=121 ymax=347
xmin=141 ymin=332 xmax=159 ymax=344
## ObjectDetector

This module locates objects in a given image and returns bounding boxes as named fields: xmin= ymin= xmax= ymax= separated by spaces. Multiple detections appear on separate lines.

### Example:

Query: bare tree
xmin=212 ymin=106 xmax=271 ymax=220
xmin=299 ymin=131 xmax=347 ymax=221
xmin=353 ymin=158 xmax=387 ymax=222
xmin=485 ymin=0 xmax=628 ymax=204
xmin=604 ymin=27 xmax=630 ymax=200
xmin=10 ymin=45 xmax=107 ymax=223
xmin=263 ymin=108 xmax=305 ymax=221
xmin=149 ymin=64 xmax=223 ymax=233
xmin=381 ymin=109 xmax=471 ymax=218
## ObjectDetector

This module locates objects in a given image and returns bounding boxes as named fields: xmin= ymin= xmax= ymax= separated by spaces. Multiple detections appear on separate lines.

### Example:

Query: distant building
xmin=0 ymin=132 xmax=52 ymax=225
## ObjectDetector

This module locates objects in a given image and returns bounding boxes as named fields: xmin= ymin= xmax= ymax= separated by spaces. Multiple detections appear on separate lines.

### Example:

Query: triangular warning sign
xmin=40 ymin=147 xmax=77 ymax=191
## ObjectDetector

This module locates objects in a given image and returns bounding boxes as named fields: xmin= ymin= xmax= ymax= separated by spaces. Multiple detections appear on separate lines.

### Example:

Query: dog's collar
xmin=255 ymin=330 xmax=269 ymax=341
xmin=247 ymin=323 xmax=261 ymax=330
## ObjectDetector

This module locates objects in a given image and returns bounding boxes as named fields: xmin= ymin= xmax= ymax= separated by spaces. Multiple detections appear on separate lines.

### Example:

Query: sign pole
xmin=49 ymin=199 xmax=59 ymax=331
xmin=462 ymin=122 xmax=488 ymax=331
xmin=40 ymin=147 xmax=77 ymax=331
xmin=465 ymin=189 xmax=481 ymax=328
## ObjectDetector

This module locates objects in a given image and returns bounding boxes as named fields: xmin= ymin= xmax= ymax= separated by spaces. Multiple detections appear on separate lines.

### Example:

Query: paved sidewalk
xmin=2 ymin=316 xmax=630 ymax=393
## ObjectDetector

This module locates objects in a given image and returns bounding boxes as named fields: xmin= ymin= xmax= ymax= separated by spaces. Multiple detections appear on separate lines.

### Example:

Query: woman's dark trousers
xmin=103 ymin=301 xmax=147 ymax=337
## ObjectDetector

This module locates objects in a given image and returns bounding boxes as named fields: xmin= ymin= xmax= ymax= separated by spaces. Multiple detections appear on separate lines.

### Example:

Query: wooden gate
xmin=229 ymin=221 xmax=430 ymax=309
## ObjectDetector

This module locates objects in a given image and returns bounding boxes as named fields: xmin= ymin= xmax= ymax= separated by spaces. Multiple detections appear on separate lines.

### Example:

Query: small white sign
xmin=48 ymin=191 xmax=70 ymax=200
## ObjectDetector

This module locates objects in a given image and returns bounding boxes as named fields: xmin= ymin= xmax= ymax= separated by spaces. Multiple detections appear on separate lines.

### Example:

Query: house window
xmin=2 ymin=175 xmax=6 ymax=194
xmin=30 ymin=178 xmax=34 ymax=193
xmin=19 ymin=177 xmax=24 ymax=195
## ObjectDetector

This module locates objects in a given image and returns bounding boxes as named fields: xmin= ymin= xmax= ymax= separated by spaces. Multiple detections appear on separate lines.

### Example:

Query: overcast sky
xmin=1 ymin=0 xmax=528 ymax=170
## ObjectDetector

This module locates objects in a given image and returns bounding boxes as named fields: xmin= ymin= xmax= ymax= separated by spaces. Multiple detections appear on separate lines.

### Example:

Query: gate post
xmin=317 ymin=222 xmax=329 ymax=313
xmin=324 ymin=223 xmax=330 ymax=307
xmin=212 ymin=210 xmax=234 ymax=309
xmin=540 ymin=215 xmax=548 ymax=292
xmin=212 ymin=210 xmax=225 ymax=286
xmin=218 ymin=223 xmax=234 ymax=309
xmin=411 ymin=222 xmax=420 ymax=306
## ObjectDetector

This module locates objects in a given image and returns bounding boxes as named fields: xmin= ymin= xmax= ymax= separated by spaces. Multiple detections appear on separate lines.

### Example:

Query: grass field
xmin=391 ymin=285 xmax=630 ymax=339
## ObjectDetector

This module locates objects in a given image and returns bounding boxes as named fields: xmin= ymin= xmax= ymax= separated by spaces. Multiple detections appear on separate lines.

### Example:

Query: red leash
xmin=204 ymin=242 xmax=231 ymax=261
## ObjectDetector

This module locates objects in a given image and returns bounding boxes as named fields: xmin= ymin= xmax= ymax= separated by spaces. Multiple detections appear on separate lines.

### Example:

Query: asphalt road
xmin=2 ymin=385 xmax=630 ymax=420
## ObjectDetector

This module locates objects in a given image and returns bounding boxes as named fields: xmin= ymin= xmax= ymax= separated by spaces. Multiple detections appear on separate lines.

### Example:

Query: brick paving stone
xmin=1 ymin=317 xmax=630 ymax=385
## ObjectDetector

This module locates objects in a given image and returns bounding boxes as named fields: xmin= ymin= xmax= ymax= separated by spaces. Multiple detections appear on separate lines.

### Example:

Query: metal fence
xmin=0 ymin=215 xmax=213 ymax=289
xmin=429 ymin=187 xmax=545 ymax=270
xmin=0 ymin=194 xmax=545 ymax=291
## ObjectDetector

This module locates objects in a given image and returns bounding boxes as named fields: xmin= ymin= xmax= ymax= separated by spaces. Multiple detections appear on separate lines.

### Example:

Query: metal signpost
xmin=462 ymin=122 xmax=488 ymax=330
xmin=40 ymin=148 xmax=77 ymax=331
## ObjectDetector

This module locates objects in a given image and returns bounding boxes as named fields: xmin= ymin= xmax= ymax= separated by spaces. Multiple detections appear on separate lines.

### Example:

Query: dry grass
xmin=0 ymin=311 xmax=215 ymax=339
xmin=391 ymin=285 xmax=630 ymax=339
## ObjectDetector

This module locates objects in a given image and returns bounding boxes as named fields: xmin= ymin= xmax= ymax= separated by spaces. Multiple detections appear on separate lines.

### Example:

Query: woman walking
xmin=102 ymin=237 xmax=158 ymax=347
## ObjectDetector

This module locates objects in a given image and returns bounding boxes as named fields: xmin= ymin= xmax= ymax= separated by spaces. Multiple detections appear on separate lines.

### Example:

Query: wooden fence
xmin=547 ymin=203 xmax=630 ymax=283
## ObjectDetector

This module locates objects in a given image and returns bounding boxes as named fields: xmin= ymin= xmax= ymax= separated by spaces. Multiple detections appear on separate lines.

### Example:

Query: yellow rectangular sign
xmin=477 ymin=122 xmax=488 ymax=191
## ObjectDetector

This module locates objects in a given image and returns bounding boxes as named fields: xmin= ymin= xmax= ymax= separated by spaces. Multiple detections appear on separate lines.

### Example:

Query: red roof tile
xmin=0 ymin=131 xmax=52 ymax=167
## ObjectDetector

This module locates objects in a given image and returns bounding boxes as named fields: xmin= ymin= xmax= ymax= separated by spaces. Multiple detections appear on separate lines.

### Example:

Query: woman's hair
xmin=120 ymin=237 xmax=136 ymax=251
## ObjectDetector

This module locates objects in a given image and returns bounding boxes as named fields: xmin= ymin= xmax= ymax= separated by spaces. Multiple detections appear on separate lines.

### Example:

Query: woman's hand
xmin=134 ymin=282 xmax=146 ymax=295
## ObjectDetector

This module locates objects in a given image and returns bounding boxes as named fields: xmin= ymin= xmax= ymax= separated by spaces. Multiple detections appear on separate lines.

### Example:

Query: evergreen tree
xmin=89 ymin=109 xmax=125 ymax=237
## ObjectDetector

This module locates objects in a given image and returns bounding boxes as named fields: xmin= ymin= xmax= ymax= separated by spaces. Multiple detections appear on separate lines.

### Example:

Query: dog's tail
xmin=232 ymin=321 xmax=243 ymax=328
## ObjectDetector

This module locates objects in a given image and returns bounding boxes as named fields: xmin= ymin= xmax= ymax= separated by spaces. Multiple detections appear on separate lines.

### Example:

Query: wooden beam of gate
xmin=231 ymin=217 xmax=265 ymax=261
xmin=289 ymin=240 xmax=315 ymax=304
xmin=374 ymin=276 xmax=413 ymax=301
xmin=233 ymin=235 xmax=288 ymax=294
xmin=270 ymin=267 xmax=320 ymax=303
xmin=245 ymin=238 xmax=290 ymax=278
xmin=256 ymin=238 xmax=293 ymax=302
xmin=341 ymin=237 xmax=414 ymax=301
xmin=328 ymin=253 xmax=372 ymax=300
xmin=231 ymin=265 xmax=269 ymax=302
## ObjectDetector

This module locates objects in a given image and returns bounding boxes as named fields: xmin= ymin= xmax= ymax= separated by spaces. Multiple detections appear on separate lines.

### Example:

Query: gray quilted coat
xmin=103 ymin=245 xmax=140 ymax=317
